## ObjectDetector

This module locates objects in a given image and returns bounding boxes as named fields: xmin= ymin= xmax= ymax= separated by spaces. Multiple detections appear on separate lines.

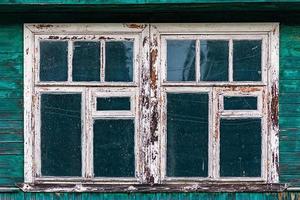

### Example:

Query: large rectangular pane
xmin=40 ymin=41 xmax=68 ymax=81
xmin=105 ymin=41 xmax=133 ymax=82
xmin=167 ymin=40 xmax=196 ymax=81
xmin=200 ymin=40 xmax=229 ymax=81
xmin=97 ymin=97 xmax=131 ymax=111
xmin=224 ymin=96 xmax=257 ymax=110
xmin=73 ymin=41 xmax=100 ymax=81
xmin=220 ymin=118 xmax=261 ymax=177
xmin=233 ymin=40 xmax=262 ymax=81
xmin=167 ymin=93 xmax=208 ymax=177
xmin=41 ymin=93 xmax=82 ymax=176
xmin=94 ymin=119 xmax=135 ymax=177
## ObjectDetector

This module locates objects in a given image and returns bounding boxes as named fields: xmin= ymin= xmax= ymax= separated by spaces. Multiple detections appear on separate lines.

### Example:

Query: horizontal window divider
xmin=220 ymin=111 xmax=262 ymax=118
xmin=92 ymin=115 xmax=135 ymax=119
xmin=35 ymin=83 xmax=138 ymax=87
xmin=161 ymin=82 xmax=267 ymax=87
xmin=18 ymin=183 xmax=287 ymax=193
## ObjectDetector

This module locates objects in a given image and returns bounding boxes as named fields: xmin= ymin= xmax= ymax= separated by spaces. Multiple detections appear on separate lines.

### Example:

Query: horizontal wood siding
xmin=0 ymin=24 xmax=23 ymax=186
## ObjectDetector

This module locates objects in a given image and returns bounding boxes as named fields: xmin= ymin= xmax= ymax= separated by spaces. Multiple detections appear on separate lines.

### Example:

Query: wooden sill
xmin=18 ymin=183 xmax=287 ymax=193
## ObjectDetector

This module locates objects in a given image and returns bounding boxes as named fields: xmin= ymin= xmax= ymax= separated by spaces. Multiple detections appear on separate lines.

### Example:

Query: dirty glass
xmin=224 ymin=96 xmax=257 ymax=110
xmin=97 ymin=97 xmax=131 ymax=111
xmin=94 ymin=119 xmax=135 ymax=177
xmin=220 ymin=118 xmax=261 ymax=177
xmin=40 ymin=41 xmax=68 ymax=81
xmin=233 ymin=40 xmax=262 ymax=81
xmin=41 ymin=93 xmax=82 ymax=176
xmin=167 ymin=93 xmax=208 ymax=177
xmin=105 ymin=41 xmax=133 ymax=82
xmin=167 ymin=40 xmax=196 ymax=81
xmin=73 ymin=42 xmax=100 ymax=81
xmin=200 ymin=40 xmax=229 ymax=81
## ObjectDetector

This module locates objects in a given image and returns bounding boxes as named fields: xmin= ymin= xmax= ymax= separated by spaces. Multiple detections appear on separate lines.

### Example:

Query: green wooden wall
xmin=1 ymin=7 xmax=300 ymax=198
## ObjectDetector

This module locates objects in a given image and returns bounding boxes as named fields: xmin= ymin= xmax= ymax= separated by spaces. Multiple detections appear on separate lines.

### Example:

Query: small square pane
xmin=167 ymin=40 xmax=196 ymax=81
xmin=97 ymin=97 xmax=131 ymax=111
xmin=224 ymin=96 xmax=257 ymax=110
xmin=167 ymin=93 xmax=208 ymax=177
xmin=41 ymin=94 xmax=82 ymax=176
xmin=233 ymin=40 xmax=262 ymax=81
xmin=105 ymin=41 xmax=133 ymax=82
xmin=73 ymin=41 xmax=100 ymax=81
xmin=40 ymin=41 xmax=68 ymax=81
xmin=220 ymin=118 xmax=261 ymax=177
xmin=94 ymin=119 xmax=135 ymax=177
xmin=200 ymin=40 xmax=229 ymax=81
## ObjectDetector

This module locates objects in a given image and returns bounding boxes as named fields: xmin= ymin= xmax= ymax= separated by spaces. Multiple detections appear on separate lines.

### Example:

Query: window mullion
xmin=67 ymin=41 xmax=73 ymax=82
xmin=84 ymin=88 xmax=93 ymax=179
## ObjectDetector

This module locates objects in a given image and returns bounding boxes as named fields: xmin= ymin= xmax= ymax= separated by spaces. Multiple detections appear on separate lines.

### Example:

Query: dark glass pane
xmin=167 ymin=40 xmax=196 ymax=81
xmin=105 ymin=41 xmax=133 ymax=82
xmin=167 ymin=93 xmax=208 ymax=177
xmin=41 ymin=94 xmax=82 ymax=176
xmin=73 ymin=42 xmax=100 ymax=81
xmin=220 ymin=118 xmax=261 ymax=177
xmin=224 ymin=96 xmax=257 ymax=110
xmin=200 ymin=40 xmax=229 ymax=81
xmin=97 ymin=97 xmax=131 ymax=111
xmin=40 ymin=41 xmax=68 ymax=81
xmin=233 ymin=40 xmax=262 ymax=81
xmin=94 ymin=119 xmax=135 ymax=177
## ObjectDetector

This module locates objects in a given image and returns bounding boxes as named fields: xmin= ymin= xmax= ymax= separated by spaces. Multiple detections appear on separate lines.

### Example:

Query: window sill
xmin=18 ymin=183 xmax=287 ymax=193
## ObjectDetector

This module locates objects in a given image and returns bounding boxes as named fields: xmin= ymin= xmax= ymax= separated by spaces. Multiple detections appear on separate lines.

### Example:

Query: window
xmin=23 ymin=23 xmax=280 ymax=192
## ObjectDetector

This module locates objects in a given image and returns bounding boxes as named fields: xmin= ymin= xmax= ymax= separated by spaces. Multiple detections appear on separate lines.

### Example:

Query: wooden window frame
xmin=22 ymin=23 xmax=283 ymax=192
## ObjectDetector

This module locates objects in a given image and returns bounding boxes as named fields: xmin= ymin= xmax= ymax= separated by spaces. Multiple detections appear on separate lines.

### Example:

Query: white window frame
xmin=23 ymin=23 xmax=280 ymax=192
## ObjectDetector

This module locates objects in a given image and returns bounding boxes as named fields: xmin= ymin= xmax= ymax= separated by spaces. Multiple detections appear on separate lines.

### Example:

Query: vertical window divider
xmin=84 ymin=88 xmax=93 ymax=179
xmin=211 ymin=88 xmax=220 ymax=179
xmin=228 ymin=39 xmax=233 ymax=82
xmin=67 ymin=40 xmax=73 ymax=82
xmin=196 ymin=39 xmax=201 ymax=82
xmin=100 ymin=40 xmax=105 ymax=83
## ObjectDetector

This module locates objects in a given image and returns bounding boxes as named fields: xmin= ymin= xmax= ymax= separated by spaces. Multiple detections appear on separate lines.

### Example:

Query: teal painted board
xmin=279 ymin=25 xmax=300 ymax=186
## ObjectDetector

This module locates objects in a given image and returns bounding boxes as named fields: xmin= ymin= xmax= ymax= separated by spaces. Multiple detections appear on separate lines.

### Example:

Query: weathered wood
xmin=19 ymin=183 xmax=287 ymax=193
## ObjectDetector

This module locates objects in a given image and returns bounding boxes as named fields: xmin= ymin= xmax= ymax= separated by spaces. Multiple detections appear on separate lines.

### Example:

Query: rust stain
xmin=150 ymin=49 xmax=158 ymax=88
xmin=271 ymin=83 xmax=279 ymax=128
xmin=98 ymin=36 xmax=114 ymax=40
xmin=26 ymin=48 xmax=29 ymax=55
xmin=126 ymin=24 xmax=145 ymax=29
xmin=34 ymin=24 xmax=53 ymax=29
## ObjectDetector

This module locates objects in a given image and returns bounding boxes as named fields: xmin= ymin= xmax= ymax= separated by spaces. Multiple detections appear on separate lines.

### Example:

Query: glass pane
xmin=167 ymin=93 xmax=208 ymax=177
xmin=167 ymin=40 xmax=196 ymax=81
xmin=97 ymin=97 xmax=131 ymax=111
xmin=73 ymin=42 xmax=100 ymax=81
xmin=220 ymin=118 xmax=261 ymax=177
xmin=40 ymin=41 xmax=68 ymax=81
xmin=105 ymin=41 xmax=133 ymax=82
xmin=200 ymin=40 xmax=229 ymax=81
xmin=41 ymin=94 xmax=82 ymax=176
xmin=224 ymin=96 xmax=257 ymax=110
xmin=94 ymin=119 xmax=135 ymax=177
xmin=233 ymin=40 xmax=262 ymax=81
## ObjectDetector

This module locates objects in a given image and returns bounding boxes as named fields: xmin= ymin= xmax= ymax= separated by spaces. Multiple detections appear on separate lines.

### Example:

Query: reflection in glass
xmin=200 ymin=40 xmax=229 ymax=81
xmin=105 ymin=41 xmax=133 ymax=82
xmin=233 ymin=40 xmax=262 ymax=81
xmin=41 ymin=94 xmax=82 ymax=176
xmin=167 ymin=93 xmax=208 ymax=177
xmin=40 ymin=41 xmax=68 ymax=81
xmin=94 ymin=119 xmax=135 ymax=177
xmin=224 ymin=96 xmax=257 ymax=110
xmin=220 ymin=118 xmax=261 ymax=177
xmin=73 ymin=42 xmax=100 ymax=81
xmin=97 ymin=97 xmax=131 ymax=111
xmin=167 ymin=40 xmax=196 ymax=81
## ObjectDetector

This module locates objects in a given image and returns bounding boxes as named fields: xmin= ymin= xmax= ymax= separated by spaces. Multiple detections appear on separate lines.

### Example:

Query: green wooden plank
xmin=0 ymin=90 xmax=22 ymax=99
xmin=0 ymin=121 xmax=23 ymax=129
xmin=0 ymin=79 xmax=22 ymax=90
xmin=0 ymin=53 xmax=23 ymax=78
xmin=0 ymin=133 xmax=22 ymax=142
xmin=0 ymin=142 xmax=23 ymax=155
xmin=0 ymin=155 xmax=23 ymax=185
xmin=0 ymin=99 xmax=22 ymax=112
